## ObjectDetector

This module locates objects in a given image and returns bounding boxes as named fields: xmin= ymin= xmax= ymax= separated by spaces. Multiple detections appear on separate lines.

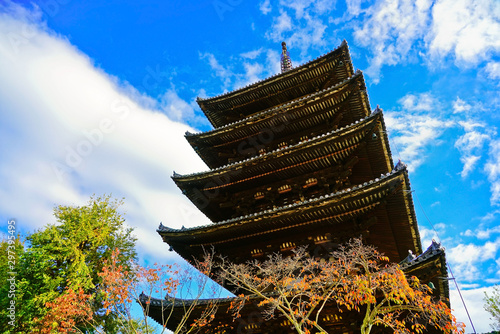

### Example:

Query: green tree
xmin=0 ymin=195 xmax=137 ymax=333
xmin=485 ymin=285 xmax=500 ymax=332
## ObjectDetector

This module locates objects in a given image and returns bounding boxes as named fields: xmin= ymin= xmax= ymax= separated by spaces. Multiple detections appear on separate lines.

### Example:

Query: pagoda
xmin=145 ymin=41 xmax=449 ymax=333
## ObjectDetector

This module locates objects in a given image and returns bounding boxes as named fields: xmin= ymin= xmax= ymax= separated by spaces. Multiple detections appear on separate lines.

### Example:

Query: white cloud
xmin=236 ymin=62 xmax=265 ymax=88
xmin=385 ymin=93 xmax=453 ymax=172
xmin=260 ymin=0 xmax=499 ymax=85
xmin=353 ymin=0 xmax=432 ymax=81
xmin=452 ymin=97 xmax=472 ymax=114
xmin=462 ymin=224 xmax=500 ymax=240
xmin=159 ymin=88 xmax=208 ymax=127
xmin=240 ymin=48 xmax=264 ymax=59
xmin=462 ymin=229 xmax=474 ymax=237
xmin=345 ymin=0 xmax=366 ymax=17
xmin=428 ymin=0 xmax=500 ymax=66
xmin=449 ymin=286 xmax=496 ymax=333
xmin=450 ymin=95 xmax=498 ymax=188
xmin=310 ymin=0 xmax=336 ymax=15
xmin=434 ymin=222 xmax=446 ymax=230
xmin=280 ymin=0 xmax=310 ymax=19
xmin=199 ymin=52 xmax=234 ymax=91
xmin=447 ymin=239 xmax=500 ymax=281
xmin=267 ymin=10 xmax=293 ymax=42
xmin=259 ymin=0 xmax=272 ymax=15
xmin=481 ymin=210 xmax=500 ymax=222
xmin=345 ymin=0 xmax=499 ymax=81
xmin=197 ymin=42 xmax=285 ymax=95
xmin=458 ymin=155 xmax=481 ymax=178
xmin=485 ymin=140 xmax=500 ymax=205
xmin=455 ymin=121 xmax=491 ymax=178
xmin=398 ymin=92 xmax=437 ymax=111
xmin=485 ymin=61 xmax=500 ymax=80
xmin=0 ymin=4 xmax=211 ymax=259
xmin=477 ymin=226 xmax=500 ymax=240
xmin=278 ymin=0 xmax=336 ymax=18
xmin=265 ymin=48 xmax=282 ymax=74
xmin=264 ymin=1 xmax=334 ymax=56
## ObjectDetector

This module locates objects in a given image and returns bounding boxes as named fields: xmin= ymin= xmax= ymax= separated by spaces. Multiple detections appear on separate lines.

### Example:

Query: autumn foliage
xmin=38 ymin=249 xmax=220 ymax=334
xmin=38 ymin=288 xmax=93 ymax=334
xmin=218 ymin=238 xmax=465 ymax=334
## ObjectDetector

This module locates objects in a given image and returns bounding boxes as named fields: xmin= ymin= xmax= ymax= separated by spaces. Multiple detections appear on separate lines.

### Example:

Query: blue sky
xmin=0 ymin=0 xmax=499 ymax=332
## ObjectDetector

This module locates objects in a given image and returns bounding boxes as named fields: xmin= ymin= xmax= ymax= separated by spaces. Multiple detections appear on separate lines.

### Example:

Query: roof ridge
xmin=160 ymin=164 xmax=404 ymax=233
xmin=138 ymin=293 xmax=237 ymax=306
xmin=196 ymin=41 xmax=349 ymax=103
xmin=186 ymin=69 xmax=363 ymax=138
xmin=174 ymin=107 xmax=380 ymax=180
xmin=399 ymin=239 xmax=445 ymax=268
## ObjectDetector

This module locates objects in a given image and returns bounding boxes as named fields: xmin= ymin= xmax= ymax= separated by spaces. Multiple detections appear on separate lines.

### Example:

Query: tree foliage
xmin=1 ymin=196 xmax=222 ymax=333
xmin=485 ymin=285 xmax=500 ymax=331
xmin=0 ymin=195 xmax=137 ymax=333
xmin=39 ymin=249 xmax=221 ymax=334
xmin=135 ymin=253 xmax=222 ymax=334
xmin=218 ymin=238 xmax=464 ymax=334
xmin=28 ymin=195 xmax=137 ymax=292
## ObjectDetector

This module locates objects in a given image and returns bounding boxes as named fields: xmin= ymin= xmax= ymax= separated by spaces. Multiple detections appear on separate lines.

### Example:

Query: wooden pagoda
xmin=146 ymin=41 xmax=449 ymax=333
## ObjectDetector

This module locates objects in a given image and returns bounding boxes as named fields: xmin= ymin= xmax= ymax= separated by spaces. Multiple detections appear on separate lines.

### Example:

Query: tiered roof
xmin=163 ymin=38 xmax=423 ymax=279
xmin=149 ymin=40 xmax=446 ymax=333
xmin=174 ymin=110 xmax=392 ymax=222
xmin=163 ymin=166 xmax=421 ymax=265
xmin=187 ymin=71 xmax=371 ymax=168
xmin=197 ymin=41 xmax=353 ymax=128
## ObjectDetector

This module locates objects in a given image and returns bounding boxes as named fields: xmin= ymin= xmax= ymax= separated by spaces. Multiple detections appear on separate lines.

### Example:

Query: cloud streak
xmin=0 ymin=4 xmax=211 ymax=260
xmin=384 ymin=93 xmax=453 ymax=172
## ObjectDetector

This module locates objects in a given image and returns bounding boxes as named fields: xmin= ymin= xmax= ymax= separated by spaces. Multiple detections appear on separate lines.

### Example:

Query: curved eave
xmin=402 ymin=248 xmax=449 ymax=301
xmin=161 ymin=168 xmax=420 ymax=262
xmin=162 ymin=169 xmax=404 ymax=237
xmin=187 ymin=72 xmax=371 ymax=169
xmin=140 ymin=295 xmax=244 ymax=332
xmin=175 ymin=111 xmax=383 ymax=185
xmin=376 ymin=107 xmax=394 ymax=171
xmin=173 ymin=112 xmax=392 ymax=221
xmin=144 ymin=295 xmax=350 ymax=333
xmin=189 ymin=70 xmax=366 ymax=140
xmin=198 ymin=41 xmax=354 ymax=128
xmin=385 ymin=168 xmax=422 ymax=258
xmin=174 ymin=112 xmax=385 ymax=221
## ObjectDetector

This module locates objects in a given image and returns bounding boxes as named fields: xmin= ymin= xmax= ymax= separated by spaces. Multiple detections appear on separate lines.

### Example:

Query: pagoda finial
xmin=281 ymin=41 xmax=293 ymax=73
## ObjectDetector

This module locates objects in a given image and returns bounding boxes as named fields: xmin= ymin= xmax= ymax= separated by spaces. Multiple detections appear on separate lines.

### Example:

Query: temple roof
xmin=141 ymin=293 xmax=349 ymax=333
xmin=161 ymin=166 xmax=422 ymax=264
xmin=187 ymin=71 xmax=371 ymax=169
xmin=142 ymin=242 xmax=445 ymax=333
xmin=150 ymin=39 xmax=447 ymax=333
xmin=400 ymin=240 xmax=450 ymax=301
xmin=197 ymin=41 xmax=354 ymax=128
xmin=173 ymin=110 xmax=391 ymax=222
